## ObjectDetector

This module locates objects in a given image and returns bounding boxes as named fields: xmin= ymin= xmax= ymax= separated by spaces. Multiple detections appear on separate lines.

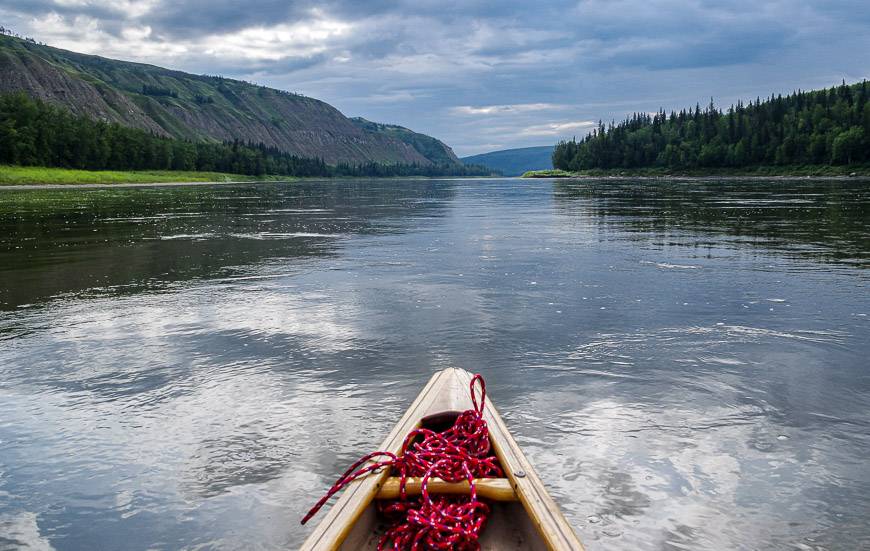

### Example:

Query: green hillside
xmin=461 ymin=146 xmax=554 ymax=176
xmin=350 ymin=118 xmax=460 ymax=165
xmin=0 ymin=34 xmax=459 ymax=167
xmin=0 ymin=92 xmax=493 ymax=181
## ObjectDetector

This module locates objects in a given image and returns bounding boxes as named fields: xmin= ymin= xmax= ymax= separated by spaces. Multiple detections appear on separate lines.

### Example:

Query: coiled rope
xmin=302 ymin=374 xmax=502 ymax=550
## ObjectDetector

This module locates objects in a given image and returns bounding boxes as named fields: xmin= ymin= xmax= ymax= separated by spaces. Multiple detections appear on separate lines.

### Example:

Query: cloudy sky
xmin=2 ymin=1 xmax=869 ymax=155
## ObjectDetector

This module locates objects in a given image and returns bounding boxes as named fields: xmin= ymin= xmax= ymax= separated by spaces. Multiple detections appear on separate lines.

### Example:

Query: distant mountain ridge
xmin=0 ymin=34 xmax=458 ymax=166
xmin=461 ymin=146 xmax=554 ymax=176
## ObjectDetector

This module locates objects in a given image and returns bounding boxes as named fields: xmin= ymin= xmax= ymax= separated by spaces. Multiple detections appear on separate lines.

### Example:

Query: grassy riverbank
xmin=521 ymin=169 xmax=575 ymax=178
xmin=522 ymin=165 xmax=870 ymax=178
xmin=0 ymin=165 xmax=294 ymax=186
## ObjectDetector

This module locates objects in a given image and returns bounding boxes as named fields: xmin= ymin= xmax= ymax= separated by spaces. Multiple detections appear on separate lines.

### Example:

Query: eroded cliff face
xmin=0 ymin=44 xmax=169 ymax=136
xmin=0 ymin=36 xmax=440 ymax=166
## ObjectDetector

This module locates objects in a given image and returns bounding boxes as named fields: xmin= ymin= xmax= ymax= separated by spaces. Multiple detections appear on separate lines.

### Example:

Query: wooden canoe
xmin=300 ymin=367 xmax=585 ymax=550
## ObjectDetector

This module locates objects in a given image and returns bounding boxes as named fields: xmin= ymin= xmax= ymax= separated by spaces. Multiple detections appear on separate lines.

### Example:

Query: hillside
xmin=350 ymin=117 xmax=460 ymax=165
xmin=460 ymin=146 xmax=554 ymax=176
xmin=554 ymin=80 xmax=870 ymax=171
xmin=0 ymin=34 xmax=453 ymax=166
xmin=0 ymin=92 xmax=494 ymax=179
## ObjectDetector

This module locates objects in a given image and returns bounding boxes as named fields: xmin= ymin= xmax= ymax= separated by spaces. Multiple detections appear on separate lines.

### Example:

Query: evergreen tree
xmin=553 ymin=81 xmax=870 ymax=171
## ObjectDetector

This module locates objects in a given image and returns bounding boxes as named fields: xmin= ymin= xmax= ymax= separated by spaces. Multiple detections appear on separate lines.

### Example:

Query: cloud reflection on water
xmin=1 ymin=179 xmax=869 ymax=550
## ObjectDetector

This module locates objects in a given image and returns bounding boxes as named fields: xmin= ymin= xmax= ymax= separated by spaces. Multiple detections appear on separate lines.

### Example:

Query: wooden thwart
xmin=375 ymin=477 xmax=517 ymax=501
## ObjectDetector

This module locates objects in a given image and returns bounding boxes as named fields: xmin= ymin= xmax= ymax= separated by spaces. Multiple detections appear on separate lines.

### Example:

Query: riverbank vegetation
xmin=521 ymin=169 xmax=575 ymax=178
xmin=553 ymin=80 xmax=870 ymax=172
xmin=0 ymin=93 xmax=493 ymax=180
xmin=523 ymin=165 xmax=870 ymax=178
xmin=0 ymin=165 xmax=286 ymax=185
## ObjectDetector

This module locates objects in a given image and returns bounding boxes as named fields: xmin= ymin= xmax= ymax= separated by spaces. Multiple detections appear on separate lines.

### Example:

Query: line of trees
xmin=0 ymin=26 xmax=42 ymax=44
xmin=553 ymin=80 xmax=870 ymax=171
xmin=0 ymin=93 xmax=493 ymax=177
xmin=333 ymin=160 xmax=491 ymax=177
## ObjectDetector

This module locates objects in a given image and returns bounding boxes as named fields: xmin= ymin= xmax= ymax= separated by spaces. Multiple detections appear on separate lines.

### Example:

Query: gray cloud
xmin=1 ymin=0 xmax=868 ymax=155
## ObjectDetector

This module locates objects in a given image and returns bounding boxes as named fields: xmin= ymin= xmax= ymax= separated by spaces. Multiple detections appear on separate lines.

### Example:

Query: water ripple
xmin=0 ymin=179 xmax=868 ymax=550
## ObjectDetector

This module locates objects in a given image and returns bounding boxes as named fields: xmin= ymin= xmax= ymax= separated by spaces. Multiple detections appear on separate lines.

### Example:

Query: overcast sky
xmin=2 ymin=1 xmax=869 ymax=155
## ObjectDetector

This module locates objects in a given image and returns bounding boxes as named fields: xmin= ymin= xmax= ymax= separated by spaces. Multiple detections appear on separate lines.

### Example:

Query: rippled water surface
xmin=1 ymin=178 xmax=868 ymax=550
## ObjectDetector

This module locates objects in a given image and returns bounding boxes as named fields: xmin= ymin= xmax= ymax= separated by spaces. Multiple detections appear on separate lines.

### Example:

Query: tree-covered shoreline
xmin=553 ymin=81 xmax=870 ymax=172
xmin=522 ymin=165 xmax=870 ymax=178
xmin=0 ymin=93 xmax=494 ymax=179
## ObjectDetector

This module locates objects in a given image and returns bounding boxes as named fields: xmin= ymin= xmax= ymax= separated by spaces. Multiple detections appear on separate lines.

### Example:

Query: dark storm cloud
xmin=596 ymin=28 xmax=792 ymax=71
xmin=0 ymin=0 xmax=867 ymax=154
xmin=142 ymin=0 xmax=401 ymax=38
xmin=142 ymin=0 xmax=308 ymax=37
xmin=0 ymin=0 xmax=125 ymax=21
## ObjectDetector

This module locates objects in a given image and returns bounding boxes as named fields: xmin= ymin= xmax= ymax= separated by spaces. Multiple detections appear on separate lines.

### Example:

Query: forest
xmin=0 ymin=93 xmax=492 ymax=178
xmin=553 ymin=80 xmax=870 ymax=171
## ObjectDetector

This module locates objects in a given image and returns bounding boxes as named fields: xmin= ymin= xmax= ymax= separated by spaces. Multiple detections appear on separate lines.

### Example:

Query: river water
xmin=0 ymin=178 xmax=868 ymax=550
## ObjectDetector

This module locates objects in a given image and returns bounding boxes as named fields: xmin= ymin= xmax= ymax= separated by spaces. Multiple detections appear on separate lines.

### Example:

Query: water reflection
xmin=0 ymin=178 xmax=868 ymax=550
xmin=553 ymin=178 xmax=870 ymax=268
xmin=0 ymin=180 xmax=456 ymax=309
xmin=504 ymin=319 xmax=868 ymax=549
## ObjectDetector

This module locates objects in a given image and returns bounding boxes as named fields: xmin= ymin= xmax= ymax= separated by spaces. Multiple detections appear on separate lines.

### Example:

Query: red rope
xmin=302 ymin=374 xmax=502 ymax=550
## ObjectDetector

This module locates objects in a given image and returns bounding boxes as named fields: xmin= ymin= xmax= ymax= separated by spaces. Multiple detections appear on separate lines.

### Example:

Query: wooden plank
xmin=452 ymin=369 xmax=586 ymax=551
xmin=375 ymin=477 xmax=517 ymax=501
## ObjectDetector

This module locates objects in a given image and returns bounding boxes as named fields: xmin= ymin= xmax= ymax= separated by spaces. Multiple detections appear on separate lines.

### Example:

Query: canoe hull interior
xmin=340 ymin=501 xmax=551 ymax=550
xmin=300 ymin=368 xmax=584 ymax=551
xmin=338 ymin=408 xmax=550 ymax=550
